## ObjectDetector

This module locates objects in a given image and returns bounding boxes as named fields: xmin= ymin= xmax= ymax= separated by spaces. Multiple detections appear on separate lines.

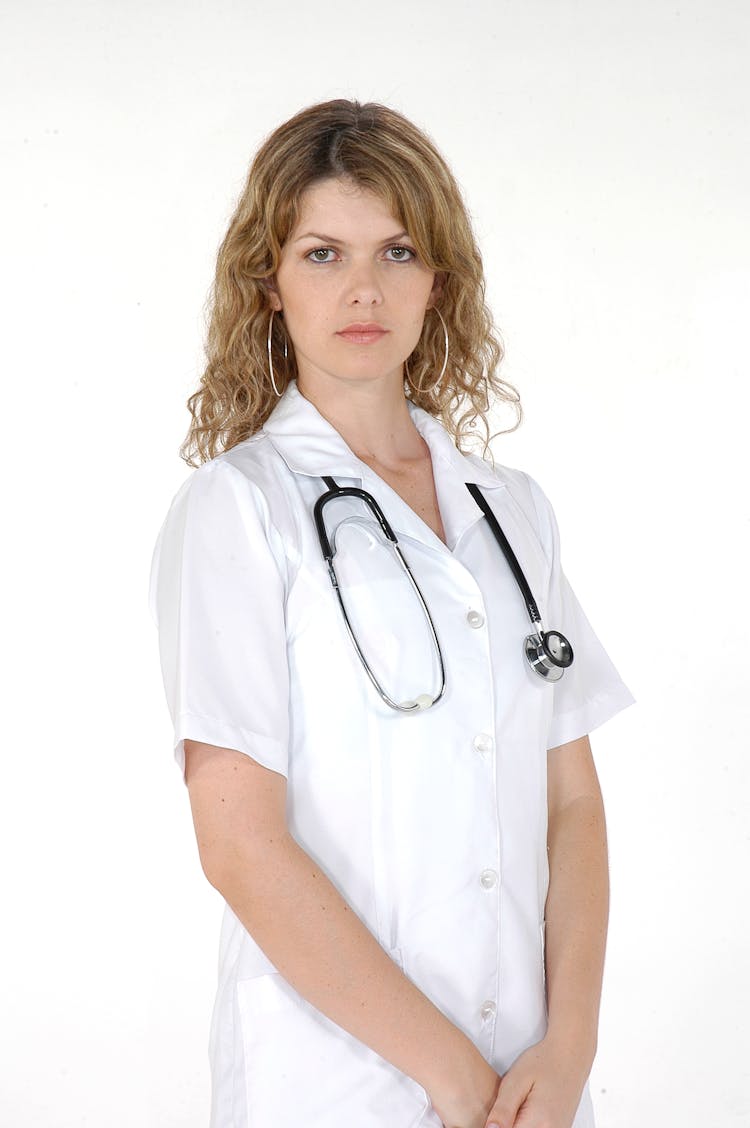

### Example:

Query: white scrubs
xmin=149 ymin=381 xmax=633 ymax=1128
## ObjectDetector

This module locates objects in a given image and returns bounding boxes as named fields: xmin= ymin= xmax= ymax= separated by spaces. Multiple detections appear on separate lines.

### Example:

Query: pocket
xmin=236 ymin=971 xmax=430 ymax=1128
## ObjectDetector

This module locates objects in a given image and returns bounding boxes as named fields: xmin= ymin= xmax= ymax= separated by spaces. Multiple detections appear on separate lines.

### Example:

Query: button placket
xmin=461 ymin=589 xmax=498 ymax=1042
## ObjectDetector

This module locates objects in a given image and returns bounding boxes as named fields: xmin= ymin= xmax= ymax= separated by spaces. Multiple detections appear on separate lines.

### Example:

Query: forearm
xmin=481 ymin=793 xmax=609 ymax=1128
xmin=208 ymin=829 xmax=490 ymax=1102
xmin=543 ymin=791 xmax=609 ymax=1071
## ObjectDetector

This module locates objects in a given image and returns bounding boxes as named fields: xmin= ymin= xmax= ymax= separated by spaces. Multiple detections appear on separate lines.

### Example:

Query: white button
xmin=466 ymin=610 xmax=485 ymax=628
xmin=480 ymin=1000 xmax=496 ymax=1020
xmin=473 ymin=733 xmax=493 ymax=755
xmin=480 ymin=868 xmax=498 ymax=889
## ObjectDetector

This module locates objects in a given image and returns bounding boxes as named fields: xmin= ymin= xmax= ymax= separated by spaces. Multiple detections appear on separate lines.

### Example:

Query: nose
xmin=345 ymin=259 xmax=384 ymax=306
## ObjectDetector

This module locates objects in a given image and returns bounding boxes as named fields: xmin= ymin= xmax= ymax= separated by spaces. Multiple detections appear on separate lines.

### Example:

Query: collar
xmin=262 ymin=380 xmax=364 ymax=479
xmin=262 ymin=381 xmax=505 ymax=551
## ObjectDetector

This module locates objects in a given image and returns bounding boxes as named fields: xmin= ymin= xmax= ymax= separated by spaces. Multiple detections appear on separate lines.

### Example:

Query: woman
xmin=150 ymin=99 xmax=633 ymax=1128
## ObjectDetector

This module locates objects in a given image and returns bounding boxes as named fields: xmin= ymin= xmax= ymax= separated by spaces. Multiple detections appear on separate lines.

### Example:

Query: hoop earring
xmin=406 ymin=309 xmax=446 ymax=397
xmin=407 ymin=307 xmax=450 ymax=395
xmin=433 ymin=307 xmax=449 ymax=385
xmin=267 ymin=310 xmax=287 ymax=398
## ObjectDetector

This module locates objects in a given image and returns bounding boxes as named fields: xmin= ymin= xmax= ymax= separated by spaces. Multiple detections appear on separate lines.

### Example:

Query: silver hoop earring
xmin=433 ymin=307 xmax=449 ymax=386
xmin=404 ymin=308 xmax=450 ymax=396
xmin=267 ymin=310 xmax=283 ymax=398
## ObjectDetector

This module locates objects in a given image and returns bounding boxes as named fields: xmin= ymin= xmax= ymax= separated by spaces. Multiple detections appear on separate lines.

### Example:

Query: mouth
xmin=336 ymin=323 xmax=389 ymax=344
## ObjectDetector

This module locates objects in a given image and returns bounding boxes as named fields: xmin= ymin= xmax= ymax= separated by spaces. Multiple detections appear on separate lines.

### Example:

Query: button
xmin=480 ymin=868 xmax=498 ymax=889
xmin=480 ymin=1000 xmax=496 ymax=1020
xmin=473 ymin=733 xmax=493 ymax=755
xmin=466 ymin=610 xmax=485 ymax=628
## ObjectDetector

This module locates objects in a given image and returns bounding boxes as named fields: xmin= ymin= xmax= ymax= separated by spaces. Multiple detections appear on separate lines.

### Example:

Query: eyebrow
xmin=293 ymin=230 xmax=410 ymax=245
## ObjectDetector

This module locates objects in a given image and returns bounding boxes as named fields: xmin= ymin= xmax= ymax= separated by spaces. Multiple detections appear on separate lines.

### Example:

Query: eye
xmin=384 ymin=245 xmax=417 ymax=262
xmin=306 ymin=247 xmax=338 ymax=263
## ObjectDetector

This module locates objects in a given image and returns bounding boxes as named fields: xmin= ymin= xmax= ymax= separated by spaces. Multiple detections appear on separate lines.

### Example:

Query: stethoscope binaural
xmin=313 ymin=476 xmax=574 ymax=712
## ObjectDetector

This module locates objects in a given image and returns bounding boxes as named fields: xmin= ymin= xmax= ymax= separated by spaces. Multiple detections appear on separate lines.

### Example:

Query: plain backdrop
xmin=2 ymin=1 xmax=748 ymax=1125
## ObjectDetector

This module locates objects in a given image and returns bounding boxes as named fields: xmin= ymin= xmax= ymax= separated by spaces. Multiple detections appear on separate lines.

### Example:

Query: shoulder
xmin=167 ymin=432 xmax=292 ymax=535
xmin=215 ymin=431 xmax=288 ymax=496
xmin=418 ymin=406 xmax=558 ymax=535
xmin=155 ymin=432 xmax=297 ymax=580
xmin=464 ymin=450 xmax=557 ymax=521
xmin=150 ymin=437 xmax=297 ymax=627
xmin=209 ymin=431 xmax=285 ymax=500
xmin=463 ymin=451 xmax=561 ymax=557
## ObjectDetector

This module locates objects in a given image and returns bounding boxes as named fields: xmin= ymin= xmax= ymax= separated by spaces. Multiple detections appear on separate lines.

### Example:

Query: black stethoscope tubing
xmin=313 ymin=476 xmax=574 ymax=709
xmin=464 ymin=483 xmax=543 ymax=623
xmin=464 ymin=483 xmax=574 ymax=680
xmin=314 ymin=476 xmax=447 ymax=711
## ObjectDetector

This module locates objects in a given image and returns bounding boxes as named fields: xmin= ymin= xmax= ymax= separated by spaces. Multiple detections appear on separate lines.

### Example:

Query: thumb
xmin=485 ymin=1069 xmax=531 ymax=1128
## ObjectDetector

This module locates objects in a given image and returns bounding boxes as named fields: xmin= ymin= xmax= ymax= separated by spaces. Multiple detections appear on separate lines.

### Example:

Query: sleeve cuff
xmin=173 ymin=711 xmax=289 ymax=781
xmin=547 ymin=682 xmax=635 ymax=750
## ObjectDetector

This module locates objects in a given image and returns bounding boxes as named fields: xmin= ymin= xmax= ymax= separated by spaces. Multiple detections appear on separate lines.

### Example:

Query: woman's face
xmin=269 ymin=177 xmax=442 ymax=396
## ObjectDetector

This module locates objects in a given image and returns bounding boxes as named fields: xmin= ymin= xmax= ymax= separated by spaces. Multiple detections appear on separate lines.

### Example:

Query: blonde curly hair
xmin=181 ymin=99 xmax=521 ymax=466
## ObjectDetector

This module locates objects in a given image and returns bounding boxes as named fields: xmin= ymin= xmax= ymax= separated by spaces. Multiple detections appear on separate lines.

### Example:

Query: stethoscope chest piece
xmin=524 ymin=630 xmax=574 ymax=682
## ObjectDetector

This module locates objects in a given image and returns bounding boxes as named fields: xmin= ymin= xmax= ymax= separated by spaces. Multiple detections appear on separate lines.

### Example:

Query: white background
xmin=2 ymin=1 xmax=748 ymax=1125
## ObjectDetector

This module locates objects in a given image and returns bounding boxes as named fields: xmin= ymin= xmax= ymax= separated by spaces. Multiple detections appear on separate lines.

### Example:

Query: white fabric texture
xmin=149 ymin=382 xmax=633 ymax=1128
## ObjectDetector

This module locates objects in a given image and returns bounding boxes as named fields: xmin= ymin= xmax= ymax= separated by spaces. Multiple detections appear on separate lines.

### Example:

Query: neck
xmin=297 ymin=374 xmax=426 ymax=468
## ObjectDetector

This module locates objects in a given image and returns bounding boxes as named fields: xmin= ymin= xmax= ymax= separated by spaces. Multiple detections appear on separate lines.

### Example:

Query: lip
xmin=336 ymin=322 xmax=389 ymax=343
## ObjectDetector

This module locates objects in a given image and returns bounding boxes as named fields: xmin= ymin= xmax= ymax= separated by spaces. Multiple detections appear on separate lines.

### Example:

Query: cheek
xmin=281 ymin=302 xmax=341 ymax=365
xmin=394 ymin=270 xmax=437 ymax=310
xmin=282 ymin=274 xmax=336 ymax=317
xmin=398 ymin=287 xmax=435 ymax=331
xmin=276 ymin=280 xmax=329 ymax=339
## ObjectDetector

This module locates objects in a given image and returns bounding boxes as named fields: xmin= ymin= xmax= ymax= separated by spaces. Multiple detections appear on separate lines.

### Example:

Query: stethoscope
xmin=313 ymin=476 xmax=574 ymax=712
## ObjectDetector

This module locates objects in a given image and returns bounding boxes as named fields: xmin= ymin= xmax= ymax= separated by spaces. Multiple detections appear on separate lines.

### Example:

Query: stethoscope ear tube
xmin=314 ymin=476 xmax=398 ymax=562
xmin=314 ymin=477 xmax=446 ymax=712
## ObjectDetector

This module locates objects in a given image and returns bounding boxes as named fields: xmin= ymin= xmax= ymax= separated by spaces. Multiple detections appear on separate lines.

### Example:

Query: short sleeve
xmin=148 ymin=459 xmax=290 ymax=779
xmin=525 ymin=474 xmax=635 ymax=749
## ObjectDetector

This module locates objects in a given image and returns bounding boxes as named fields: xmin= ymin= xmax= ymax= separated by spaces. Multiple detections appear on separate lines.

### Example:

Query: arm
xmin=185 ymin=739 xmax=500 ymax=1127
xmin=484 ymin=734 xmax=609 ymax=1128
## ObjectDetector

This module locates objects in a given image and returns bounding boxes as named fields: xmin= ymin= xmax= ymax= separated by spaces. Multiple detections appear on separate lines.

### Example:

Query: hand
xmin=428 ymin=1052 xmax=501 ymax=1128
xmin=483 ymin=1036 xmax=589 ymax=1128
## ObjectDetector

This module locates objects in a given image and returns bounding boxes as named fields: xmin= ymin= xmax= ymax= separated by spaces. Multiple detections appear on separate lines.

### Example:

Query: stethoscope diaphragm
xmin=524 ymin=630 xmax=575 ymax=682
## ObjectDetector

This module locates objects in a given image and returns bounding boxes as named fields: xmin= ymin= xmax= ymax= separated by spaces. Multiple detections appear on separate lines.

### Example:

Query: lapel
xmin=262 ymin=381 xmax=507 ymax=554
xmin=410 ymin=406 xmax=506 ymax=552
xmin=261 ymin=381 xmax=364 ymax=480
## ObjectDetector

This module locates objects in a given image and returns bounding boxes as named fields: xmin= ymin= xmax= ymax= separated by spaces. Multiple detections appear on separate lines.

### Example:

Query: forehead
xmin=292 ymin=177 xmax=403 ymax=236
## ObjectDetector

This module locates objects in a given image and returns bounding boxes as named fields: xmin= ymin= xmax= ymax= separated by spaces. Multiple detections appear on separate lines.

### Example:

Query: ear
xmin=264 ymin=278 xmax=283 ymax=312
xmin=426 ymin=271 xmax=446 ymax=309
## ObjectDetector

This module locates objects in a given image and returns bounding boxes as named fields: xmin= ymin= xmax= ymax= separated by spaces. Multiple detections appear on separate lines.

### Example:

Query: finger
xmin=485 ymin=1071 xmax=532 ymax=1128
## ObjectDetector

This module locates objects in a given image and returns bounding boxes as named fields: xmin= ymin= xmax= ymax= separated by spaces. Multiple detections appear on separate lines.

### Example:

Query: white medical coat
xmin=149 ymin=381 xmax=633 ymax=1128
